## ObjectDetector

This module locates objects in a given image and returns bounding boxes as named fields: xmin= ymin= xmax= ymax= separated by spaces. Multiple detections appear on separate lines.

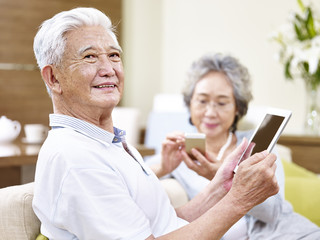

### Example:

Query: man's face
xmin=53 ymin=25 xmax=124 ymax=120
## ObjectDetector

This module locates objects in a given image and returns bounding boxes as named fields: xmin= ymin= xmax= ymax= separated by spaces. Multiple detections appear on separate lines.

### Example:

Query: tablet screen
xmin=233 ymin=108 xmax=291 ymax=173
xmin=250 ymin=114 xmax=285 ymax=155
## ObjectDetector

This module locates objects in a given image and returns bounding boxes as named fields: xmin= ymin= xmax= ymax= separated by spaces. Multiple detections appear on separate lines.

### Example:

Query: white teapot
xmin=0 ymin=116 xmax=21 ymax=143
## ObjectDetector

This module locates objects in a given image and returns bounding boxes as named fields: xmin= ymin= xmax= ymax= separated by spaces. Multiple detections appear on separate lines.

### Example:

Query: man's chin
xmin=102 ymin=95 xmax=121 ymax=106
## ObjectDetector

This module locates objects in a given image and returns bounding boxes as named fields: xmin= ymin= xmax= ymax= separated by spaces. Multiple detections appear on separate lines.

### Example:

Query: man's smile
xmin=93 ymin=84 xmax=116 ymax=88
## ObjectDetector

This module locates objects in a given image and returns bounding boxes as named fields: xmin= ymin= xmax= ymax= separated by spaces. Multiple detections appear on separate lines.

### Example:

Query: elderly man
xmin=32 ymin=7 xmax=278 ymax=240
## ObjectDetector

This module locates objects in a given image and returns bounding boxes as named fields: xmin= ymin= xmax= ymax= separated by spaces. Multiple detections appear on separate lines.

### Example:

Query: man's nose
xmin=99 ymin=55 xmax=115 ymax=76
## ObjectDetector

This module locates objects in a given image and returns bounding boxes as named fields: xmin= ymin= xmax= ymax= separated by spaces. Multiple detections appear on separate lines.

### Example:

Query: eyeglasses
xmin=192 ymin=98 xmax=234 ymax=112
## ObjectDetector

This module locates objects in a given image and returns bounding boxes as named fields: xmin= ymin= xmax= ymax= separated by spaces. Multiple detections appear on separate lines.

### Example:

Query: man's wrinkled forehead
xmin=78 ymin=44 xmax=122 ymax=55
xmin=64 ymin=26 xmax=122 ymax=55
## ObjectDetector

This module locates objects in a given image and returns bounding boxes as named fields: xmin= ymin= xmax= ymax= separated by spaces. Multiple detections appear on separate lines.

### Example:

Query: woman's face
xmin=190 ymin=71 xmax=237 ymax=139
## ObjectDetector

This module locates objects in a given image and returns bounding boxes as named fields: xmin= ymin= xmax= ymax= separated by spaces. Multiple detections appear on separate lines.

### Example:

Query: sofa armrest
xmin=0 ymin=182 xmax=40 ymax=240
xmin=160 ymin=178 xmax=189 ymax=208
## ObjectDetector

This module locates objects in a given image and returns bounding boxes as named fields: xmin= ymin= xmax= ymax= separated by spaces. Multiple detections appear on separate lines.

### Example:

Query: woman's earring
xmin=230 ymin=112 xmax=239 ymax=133
xmin=189 ymin=117 xmax=194 ymax=125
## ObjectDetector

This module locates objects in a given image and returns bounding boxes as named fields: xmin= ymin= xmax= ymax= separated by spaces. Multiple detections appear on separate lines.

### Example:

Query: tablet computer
xmin=233 ymin=107 xmax=292 ymax=173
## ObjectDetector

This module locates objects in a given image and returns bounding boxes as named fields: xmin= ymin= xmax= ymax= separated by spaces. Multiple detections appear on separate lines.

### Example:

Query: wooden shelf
xmin=0 ymin=141 xmax=154 ymax=188
xmin=278 ymin=135 xmax=320 ymax=174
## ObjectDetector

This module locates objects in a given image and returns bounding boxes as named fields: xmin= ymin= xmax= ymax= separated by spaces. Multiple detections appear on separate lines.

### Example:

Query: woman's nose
xmin=204 ymin=103 xmax=219 ymax=116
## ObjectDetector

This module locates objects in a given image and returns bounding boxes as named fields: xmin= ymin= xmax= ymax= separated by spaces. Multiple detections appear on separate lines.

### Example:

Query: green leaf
xmin=294 ymin=21 xmax=304 ymax=41
xmin=302 ymin=62 xmax=309 ymax=72
xmin=297 ymin=0 xmax=306 ymax=12
xmin=285 ymin=60 xmax=293 ymax=79
xmin=306 ymin=8 xmax=316 ymax=38
xmin=294 ymin=14 xmax=308 ymax=40
xmin=313 ymin=64 xmax=320 ymax=86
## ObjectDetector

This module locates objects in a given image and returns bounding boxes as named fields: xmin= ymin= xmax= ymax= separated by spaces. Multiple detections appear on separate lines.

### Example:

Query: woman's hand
xmin=181 ymin=149 xmax=222 ymax=180
xmin=152 ymin=132 xmax=185 ymax=178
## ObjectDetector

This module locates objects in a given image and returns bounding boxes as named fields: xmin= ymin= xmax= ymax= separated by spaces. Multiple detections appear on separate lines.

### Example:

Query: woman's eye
xmin=218 ymin=102 xmax=227 ymax=106
xmin=197 ymin=99 xmax=207 ymax=105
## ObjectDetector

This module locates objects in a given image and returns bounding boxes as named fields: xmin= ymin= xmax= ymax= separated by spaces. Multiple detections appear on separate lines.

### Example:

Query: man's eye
xmin=84 ymin=54 xmax=95 ymax=59
xmin=109 ymin=52 xmax=121 ymax=60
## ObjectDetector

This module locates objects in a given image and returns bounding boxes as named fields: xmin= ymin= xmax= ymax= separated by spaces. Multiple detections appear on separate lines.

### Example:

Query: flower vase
xmin=304 ymin=83 xmax=320 ymax=135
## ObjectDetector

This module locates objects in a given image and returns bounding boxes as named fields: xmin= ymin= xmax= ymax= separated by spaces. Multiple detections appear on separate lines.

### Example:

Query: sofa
xmin=0 ymin=182 xmax=46 ymax=240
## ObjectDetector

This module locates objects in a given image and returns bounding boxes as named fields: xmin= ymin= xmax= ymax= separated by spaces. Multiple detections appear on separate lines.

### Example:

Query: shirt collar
xmin=49 ymin=114 xmax=126 ymax=144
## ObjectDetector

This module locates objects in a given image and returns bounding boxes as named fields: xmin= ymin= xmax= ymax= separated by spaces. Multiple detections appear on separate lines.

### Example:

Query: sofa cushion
xmin=160 ymin=178 xmax=189 ymax=208
xmin=36 ymin=233 xmax=48 ymax=240
xmin=282 ymin=160 xmax=320 ymax=226
xmin=0 ymin=182 xmax=40 ymax=240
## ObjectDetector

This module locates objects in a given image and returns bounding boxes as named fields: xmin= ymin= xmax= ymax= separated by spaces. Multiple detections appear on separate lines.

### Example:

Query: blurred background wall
xmin=1 ymin=0 xmax=319 ymax=135
xmin=122 ymin=0 xmax=320 ymax=134
xmin=0 ymin=0 xmax=122 ymax=133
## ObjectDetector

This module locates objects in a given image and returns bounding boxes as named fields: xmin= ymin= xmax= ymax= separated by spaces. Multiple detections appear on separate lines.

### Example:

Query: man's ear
xmin=41 ymin=65 xmax=62 ymax=94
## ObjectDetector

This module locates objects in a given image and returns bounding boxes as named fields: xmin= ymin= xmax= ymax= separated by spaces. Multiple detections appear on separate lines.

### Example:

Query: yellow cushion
xmin=282 ymin=159 xmax=318 ymax=178
xmin=282 ymin=160 xmax=320 ymax=226
xmin=36 ymin=233 xmax=48 ymax=240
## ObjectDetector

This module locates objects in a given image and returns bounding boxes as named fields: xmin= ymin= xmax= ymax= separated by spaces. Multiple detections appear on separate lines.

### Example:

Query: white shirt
xmin=33 ymin=114 xmax=188 ymax=240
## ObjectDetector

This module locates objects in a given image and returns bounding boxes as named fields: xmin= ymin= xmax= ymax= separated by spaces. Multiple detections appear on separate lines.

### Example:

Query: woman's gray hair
xmin=33 ymin=7 xmax=120 ymax=95
xmin=182 ymin=53 xmax=253 ymax=132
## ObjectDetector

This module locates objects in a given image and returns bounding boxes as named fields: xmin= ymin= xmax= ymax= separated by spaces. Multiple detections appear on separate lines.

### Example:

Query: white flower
xmin=311 ymin=35 xmax=320 ymax=46
xmin=270 ymin=0 xmax=320 ymax=85
xmin=305 ymin=47 xmax=320 ymax=74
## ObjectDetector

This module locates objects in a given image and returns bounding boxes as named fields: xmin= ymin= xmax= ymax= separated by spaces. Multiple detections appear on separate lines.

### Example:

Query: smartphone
xmin=185 ymin=133 xmax=206 ymax=159
xmin=233 ymin=107 xmax=292 ymax=173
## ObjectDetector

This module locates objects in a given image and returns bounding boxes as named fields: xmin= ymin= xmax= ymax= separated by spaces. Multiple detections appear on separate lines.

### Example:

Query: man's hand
xmin=210 ymin=138 xmax=279 ymax=212
xmin=212 ymin=138 xmax=255 ymax=192
xmin=176 ymin=138 xmax=278 ymax=225
xmin=229 ymin=150 xmax=279 ymax=213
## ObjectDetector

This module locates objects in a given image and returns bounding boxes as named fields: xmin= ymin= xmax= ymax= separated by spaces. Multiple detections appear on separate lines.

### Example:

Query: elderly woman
xmin=150 ymin=53 xmax=320 ymax=240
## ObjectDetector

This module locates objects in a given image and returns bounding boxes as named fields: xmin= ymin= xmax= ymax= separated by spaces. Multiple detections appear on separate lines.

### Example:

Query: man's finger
xmin=224 ymin=138 xmax=248 ymax=169
xmin=242 ymin=142 xmax=255 ymax=160
xmin=242 ymin=151 xmax=276 ymax=171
